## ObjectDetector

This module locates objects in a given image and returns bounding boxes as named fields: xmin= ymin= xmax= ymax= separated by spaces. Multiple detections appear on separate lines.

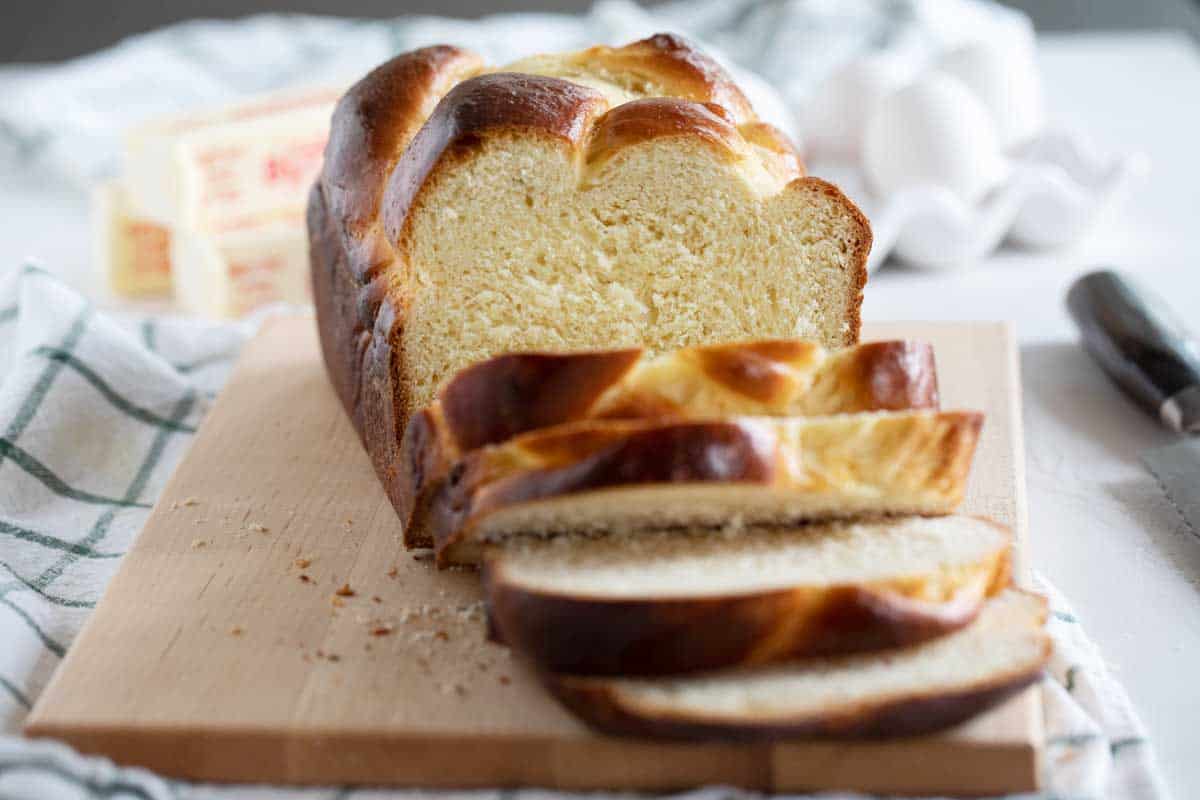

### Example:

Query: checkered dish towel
xmin=0 ymin=267 xmax=1170 ymax=799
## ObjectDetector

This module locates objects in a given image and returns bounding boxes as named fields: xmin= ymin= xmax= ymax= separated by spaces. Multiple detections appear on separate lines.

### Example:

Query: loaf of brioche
xmin=429 ymin=410 xmax=983 ymax=565
xmin=546 ymin=589 xmax=1049 ymax=740
xmin=484 ymin=515 xmax=1011 ymax=676
xmin=400 ymin=338 xmax=938 ymax=547
xmin=308 ymin=35 xmax=871 ymax=528
xmin=307 ymin=34 xmax=1034 ymax=747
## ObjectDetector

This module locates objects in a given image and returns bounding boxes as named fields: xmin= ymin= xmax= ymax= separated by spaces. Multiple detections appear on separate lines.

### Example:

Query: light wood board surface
xmin=25 ymin=317 xmax=1041 ymax=796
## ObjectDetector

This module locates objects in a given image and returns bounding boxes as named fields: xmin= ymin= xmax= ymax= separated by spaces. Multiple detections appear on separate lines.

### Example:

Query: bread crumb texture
xmin=402 ymin=137 xmax=863 ymax=408
xmin=332 ymin=37 xmax=870 ymax=414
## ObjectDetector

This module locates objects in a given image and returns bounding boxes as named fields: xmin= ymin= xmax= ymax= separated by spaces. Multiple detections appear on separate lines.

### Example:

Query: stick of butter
xmin=172 ymin=224 xmax=312 ymax=319
xmin=123 ymin=86 xmax=341 ymax=225
xmin=93 ymin=181 xmax=173 ymax=297
xmin=103 ymin=86 xmax=339 ymax=316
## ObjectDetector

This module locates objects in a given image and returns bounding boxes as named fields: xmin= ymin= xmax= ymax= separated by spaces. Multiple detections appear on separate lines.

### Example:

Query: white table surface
xmin=1 ymin=30 xmax=1198 ymax=799
xmin=867 ymin=32 xmax=1200 ymax=799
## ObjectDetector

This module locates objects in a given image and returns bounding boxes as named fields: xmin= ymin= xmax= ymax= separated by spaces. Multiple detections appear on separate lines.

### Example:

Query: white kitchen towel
xmin=0 ymin=266 xmax=1172 ymax=799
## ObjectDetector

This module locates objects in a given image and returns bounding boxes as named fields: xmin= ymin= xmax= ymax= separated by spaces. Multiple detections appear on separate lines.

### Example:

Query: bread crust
xmin=571 ymin=33 xmax=756 ymax=124
xmin=310 ymin=45 xmax=483 ymax=522
xmin=483 ymin=518 xmax=1012 ymax=676
xmin=430 ymin=411 xmax=983 ymax=565
xmin=383 ymin=72 xmax=610 ymax=248
xmin=310 ymin=36 xmax=869 ymax=539
xmin=400 ymin=340 xmax=938 ymax=547
xmin=546 ymin=658 xmax=1046 ymax=741
xmin=585 ymin=98 xmax=746 ymax=169
xmin=543 ymin=592 xmax=1050 ymax=741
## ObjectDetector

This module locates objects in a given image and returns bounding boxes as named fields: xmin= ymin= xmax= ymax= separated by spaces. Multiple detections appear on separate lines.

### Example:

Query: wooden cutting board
xmin=25 ymin=317 xmax=1041 ymax=796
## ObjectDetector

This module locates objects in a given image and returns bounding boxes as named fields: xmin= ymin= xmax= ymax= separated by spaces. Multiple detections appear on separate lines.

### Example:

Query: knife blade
xmin=1141 ymin=438 xmax=1200 ymax=536
xmin=1066 ymin=269 xmax=1200 ymax=535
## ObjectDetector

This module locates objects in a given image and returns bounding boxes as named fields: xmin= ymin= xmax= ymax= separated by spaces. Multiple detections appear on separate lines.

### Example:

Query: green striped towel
xmin=0 ymin=265 xmax=1170 ymax=799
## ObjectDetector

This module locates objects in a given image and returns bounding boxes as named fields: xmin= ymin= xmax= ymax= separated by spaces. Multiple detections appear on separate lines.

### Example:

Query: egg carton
xmin=791 ymin=6 xmax=1149 ymax=273
xmin=812 ymin=132 xmax=1147 ymax=272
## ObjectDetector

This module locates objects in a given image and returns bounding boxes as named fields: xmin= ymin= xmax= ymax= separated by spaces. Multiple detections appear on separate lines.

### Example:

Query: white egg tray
xmin=812 ymin=130 xmax=1147 ymax=272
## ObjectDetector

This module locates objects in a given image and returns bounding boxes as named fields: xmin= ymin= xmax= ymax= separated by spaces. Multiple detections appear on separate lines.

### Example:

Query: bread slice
xmin=546 ymin=589 xmax=1049 ymax=740
xmin=484 ymin=516 xmax=1011 ymax=676
xmin=430 ymin=410 xmax=983 ymax=565
xmin=401 ymin=338 xmax=938 ymax=547
xmin=309 ymin=35 xmax=871 ymax=535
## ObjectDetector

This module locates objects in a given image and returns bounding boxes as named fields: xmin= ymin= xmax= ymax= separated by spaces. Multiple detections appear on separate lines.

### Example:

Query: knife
xmin=1066 ymin=269 xmax=1200 ymax=536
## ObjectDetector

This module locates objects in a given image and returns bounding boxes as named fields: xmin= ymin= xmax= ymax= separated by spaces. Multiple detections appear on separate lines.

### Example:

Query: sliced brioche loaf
xmin=484 ymin=515 xmax=1011 ymax=676
xmin=546 ymin=589 xmax=1049 ymax=740
xmin=431 ymin=410 xmax=983 ymax=565
xmin=309 ymin=35 xmax=871 ymax=535
xmin=401 ymin=339 xmax=938 ymax=546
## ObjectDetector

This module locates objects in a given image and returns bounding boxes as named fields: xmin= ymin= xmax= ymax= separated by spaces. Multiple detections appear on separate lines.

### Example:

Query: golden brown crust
xmin=310 ymin=36 xmax=870 ymax=540
xmin=544 ymin=592 xmax=1050 ymax=741
xmin=439 ymin=349 xmax=645 ymax=452
xmin=857 ymin=340 xmax=940 ymax=410
xmin=398 ymin=340 xmax=938 ymax=547
xmin=429 ymin=411 xmax=983 ymax=565
xmin=310 ymin=45 xmax=484 ymax=524
xmin=585 ymin=98 xmax=745 ymax=168
xmin=383 ymin=72 xmax=609 ymax=247
xmin=546 ymin=659 xmax=1046 ymax=741
xmin=571 ymin=33 xmax=754 ymax=124
xmin=323 ymin=46 xmax=484 ymax=278
xmin=397 ymin=348 xmax=642 ymax=547
xmin=483 ymin=524 xmax=1011 ymax=676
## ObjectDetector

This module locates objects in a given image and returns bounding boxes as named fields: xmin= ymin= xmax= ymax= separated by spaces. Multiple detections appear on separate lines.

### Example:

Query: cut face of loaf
xmin=430 ymin=410 xmax=983 ymax=565
xmin=401 ymin=339 xmax=938 ymax=547
xmin=309 ymin=35 xmax=871 ymax=527
xmin=395 ymin=89 xmax=868 ymax=405
xmin=484 ymin=516 xmax=1012 ymax=676
xmin=547 ymin=589 xmax=1050 ymax=740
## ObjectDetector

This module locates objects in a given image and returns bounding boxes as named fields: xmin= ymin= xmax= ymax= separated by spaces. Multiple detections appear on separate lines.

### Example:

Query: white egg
xmin=803 ymin=55 xmax=912 ymax=160
xmin=862 ymin=73 xmax=1008 ymax=204
xmin=937 ymin=36 xmax=1043 ymax=147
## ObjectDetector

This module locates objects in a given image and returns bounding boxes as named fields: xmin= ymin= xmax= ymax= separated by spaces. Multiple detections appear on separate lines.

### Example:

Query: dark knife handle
xmin=1066 ymin=270 xmax=1200 ymax=434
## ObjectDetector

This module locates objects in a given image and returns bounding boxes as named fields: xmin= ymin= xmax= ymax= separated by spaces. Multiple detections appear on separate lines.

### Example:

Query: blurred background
xmin=0 ymin=0 xmax=1187 ymax=310
xmin=1 ymin=4 xmax=1199 ymax=799
xmin=4 ymin=0 xmax=1199 ymax=61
